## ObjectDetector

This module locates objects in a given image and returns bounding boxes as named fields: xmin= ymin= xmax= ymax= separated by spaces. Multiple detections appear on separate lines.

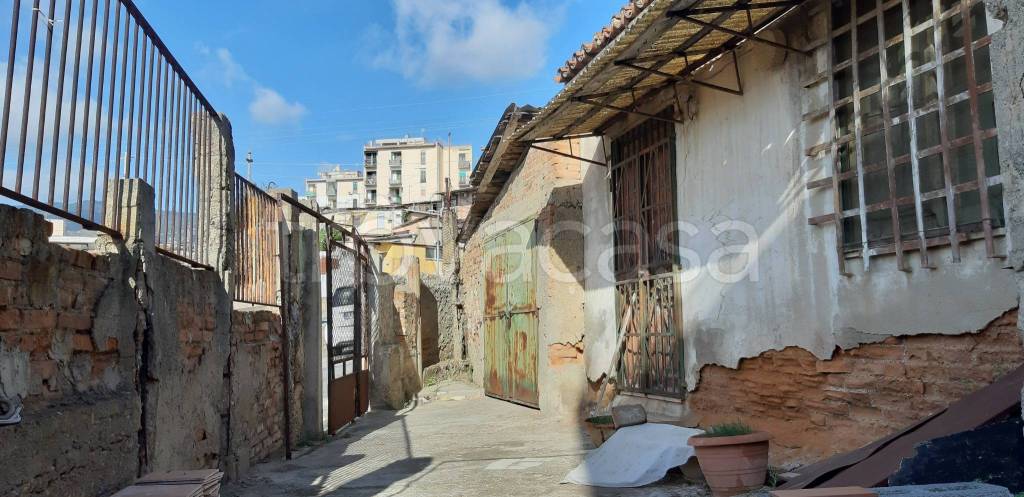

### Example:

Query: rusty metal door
xmin=483 ymin=221 xmax=539 ymax=407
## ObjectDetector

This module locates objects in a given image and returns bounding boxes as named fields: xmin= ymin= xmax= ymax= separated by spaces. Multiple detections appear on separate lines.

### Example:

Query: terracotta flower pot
xmin=688 ymin=431 xmax=771 ymax=497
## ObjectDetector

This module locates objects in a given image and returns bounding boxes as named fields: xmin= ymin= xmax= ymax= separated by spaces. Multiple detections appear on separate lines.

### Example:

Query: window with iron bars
xmin=609 ymin=109 xmax=683 ymax=397
xmin=828 ymin=0 xmax=1002 ymax=266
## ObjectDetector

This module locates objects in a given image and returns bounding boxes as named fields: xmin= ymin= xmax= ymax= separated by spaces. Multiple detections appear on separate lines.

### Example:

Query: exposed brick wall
xmin=687 ymin=309 xmax=1024 ymax=465
xmin=0 ymin=204 xmax=307 ymax=495
xmin=0 ymin=206 xmax=139 ymax=497
xmin=458 ymin=141 xmax=588 ymax=415
xmin=229 ymin=309 xmax=287 ymax=467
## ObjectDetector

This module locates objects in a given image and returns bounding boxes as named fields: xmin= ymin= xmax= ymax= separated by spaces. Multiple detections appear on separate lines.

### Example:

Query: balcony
xmin=364 ymin=157 xmax=377 ymax=169
xmin=389 ymin=196 xmax=402 ymax=205
xmin=458 ymin=159 xmax=471 ymax=169
xmin=365 ymin=196 xmax=377 ymax=205
xmin=366 ymin=177 xmax=377 ymax=187
xmin=389 ymin=159 xmax=402 ymax=167
xmin=389 ymin=176 xmax=402 ymax=185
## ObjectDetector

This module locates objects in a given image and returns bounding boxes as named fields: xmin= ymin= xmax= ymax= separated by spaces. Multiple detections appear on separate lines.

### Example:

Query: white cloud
xmin=370 ymin=0 xmax=555 ymax=86
xmin=196 ymin=44 xmax=307 ymax=126
xmin=249 ymin=87 xmax=308 ymax=126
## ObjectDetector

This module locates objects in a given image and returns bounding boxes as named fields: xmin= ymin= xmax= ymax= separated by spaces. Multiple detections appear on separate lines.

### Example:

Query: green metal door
xmin=483 ymin=221 xmax=538 ymax=407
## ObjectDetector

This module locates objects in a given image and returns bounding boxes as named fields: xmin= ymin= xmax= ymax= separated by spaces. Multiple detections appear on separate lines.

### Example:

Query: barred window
xmin=610 ymin=110 xmax=678 ymax=282
xmin=828 ymin=0 xmax=1002 ymax=263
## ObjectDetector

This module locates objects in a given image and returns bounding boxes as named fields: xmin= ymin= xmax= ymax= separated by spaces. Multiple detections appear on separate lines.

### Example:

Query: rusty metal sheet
xmin=327 ymin=370 xmax=369 ymax=434
xmin=483 ymin=221 xmax=539 ymax=408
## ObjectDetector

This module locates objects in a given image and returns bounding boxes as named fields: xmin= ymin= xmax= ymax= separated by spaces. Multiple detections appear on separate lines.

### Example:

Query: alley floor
xmin=223 ymin=381 xmax=709 ymax=497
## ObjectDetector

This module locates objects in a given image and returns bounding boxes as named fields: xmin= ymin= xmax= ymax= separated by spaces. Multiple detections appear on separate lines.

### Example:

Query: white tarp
xmin=563 ymin=423 xmax=704 ymax=488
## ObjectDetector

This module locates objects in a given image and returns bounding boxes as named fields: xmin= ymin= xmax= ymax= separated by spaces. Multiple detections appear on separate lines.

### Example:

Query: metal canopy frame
xmin=528 ymin=143 xmax=608 ymax=167
xmin=615 ymin=50 xmax=744 ymax=96
xmin=668 ymin=0 xmax=803 ymax=15
xmin=667 ymin=12 xmax=812 ymax=57
xmin=573 ymin=96 xmax=688 ymax=126
xmin=537 ymin=0 xmax=807 ymax=142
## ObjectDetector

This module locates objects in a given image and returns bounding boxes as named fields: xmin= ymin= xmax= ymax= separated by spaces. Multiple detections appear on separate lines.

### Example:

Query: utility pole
xmin=245 ymin=151 xmax=254 ymax=181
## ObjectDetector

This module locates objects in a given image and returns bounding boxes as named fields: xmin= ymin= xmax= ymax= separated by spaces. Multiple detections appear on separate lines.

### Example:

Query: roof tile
xmin=555 ymin=0 xmax=654 ymax=84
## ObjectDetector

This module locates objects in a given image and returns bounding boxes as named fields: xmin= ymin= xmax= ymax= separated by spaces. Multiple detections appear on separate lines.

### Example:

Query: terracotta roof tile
xmin=554 ymin=0 xmax=654 ymax=84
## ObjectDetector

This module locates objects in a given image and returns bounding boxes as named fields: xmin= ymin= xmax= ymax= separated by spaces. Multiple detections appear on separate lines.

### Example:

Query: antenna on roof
xmin=245 ymin=151 xmax=254 ymax=181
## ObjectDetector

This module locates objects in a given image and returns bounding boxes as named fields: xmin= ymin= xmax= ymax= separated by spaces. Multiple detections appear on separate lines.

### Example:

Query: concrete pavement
xmin=222 ymin=381 xmax=709 ymax=497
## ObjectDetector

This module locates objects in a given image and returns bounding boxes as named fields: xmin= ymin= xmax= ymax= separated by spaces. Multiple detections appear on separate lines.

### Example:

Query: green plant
xmin=585 ymin=415 xmax=614 ymax=425
xmin=766 ymin=466 xmax=782 ymax=487
xmin=703 ymin=422 xmax=754 ymax=437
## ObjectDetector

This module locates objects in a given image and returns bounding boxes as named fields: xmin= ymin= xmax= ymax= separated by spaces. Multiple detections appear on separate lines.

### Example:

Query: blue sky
xmin=130 ymin=0 xmax=624 ymax=192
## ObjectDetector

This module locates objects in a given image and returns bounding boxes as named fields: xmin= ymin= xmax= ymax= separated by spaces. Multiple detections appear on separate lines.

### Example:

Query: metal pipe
xmin=0 ymin=0 xmax=23 ymax=179
xmin=15 ymin=0 xmax=42 ymax=193
xmin=32 ymin=0 xmax=58 ymax=200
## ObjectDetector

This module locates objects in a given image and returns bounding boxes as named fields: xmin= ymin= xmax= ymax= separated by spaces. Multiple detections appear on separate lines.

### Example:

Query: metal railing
xmin=0 ymin=0 xmax=221 ymax=268
xmin=233 ymin=173 xmax=279 ymax=306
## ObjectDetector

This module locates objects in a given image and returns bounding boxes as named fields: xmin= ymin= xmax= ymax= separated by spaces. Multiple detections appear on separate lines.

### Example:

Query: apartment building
xmin=305 ymin=167 xmax=365 ymax=209
xmin=363 ymin=137 xmax=473 ymax=208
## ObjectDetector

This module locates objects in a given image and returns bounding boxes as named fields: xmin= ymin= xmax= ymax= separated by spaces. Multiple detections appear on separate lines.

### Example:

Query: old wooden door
xmin=483 ymin=221 xmax=539 ymax=407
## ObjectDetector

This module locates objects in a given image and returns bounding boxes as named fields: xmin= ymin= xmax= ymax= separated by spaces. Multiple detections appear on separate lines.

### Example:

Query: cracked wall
xmin=0 ymin=196 xmax=303 ymax=494
xmin=688 ymin=310 xmax=1023 ymax=464
xmin=0 ymin=205 xmax=140 ymax=497
xmin=577 ymin=0 xmax=1024 ymax=457
xmin=985 ymin=0 xmax=1024 ymax=431
xmin=459 ymin=141 xmax=588 ymax=417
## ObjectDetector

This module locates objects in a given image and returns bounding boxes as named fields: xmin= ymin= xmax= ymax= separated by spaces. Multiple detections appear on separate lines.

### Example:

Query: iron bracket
xmin=528 ymin=144 xmax=608 ymax=167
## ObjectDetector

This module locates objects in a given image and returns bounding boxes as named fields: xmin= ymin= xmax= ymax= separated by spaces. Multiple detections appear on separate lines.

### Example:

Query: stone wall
xmin=687 ymin=309 xmax=1024 ymax=465
xmin=0 ymin=197 xmax=303 ymax=495
xmin=369 ymin=272 xmax=420 ymax=409
xmin=422 ymin=273 xmax=455 ymax=362
xmin=0 ymin=205 xmax=140 ymax=497
xmin=229 ymin=310 xmax=287 ymax=477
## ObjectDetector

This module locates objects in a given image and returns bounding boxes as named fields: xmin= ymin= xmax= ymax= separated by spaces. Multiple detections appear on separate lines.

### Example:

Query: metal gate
xmin=276 ymin=195 xmax=375 ymax=433
xmin=326 ymin=237 xmax=371 ymax=433
xmin=483 ymin=220 xmax=539 ymax=407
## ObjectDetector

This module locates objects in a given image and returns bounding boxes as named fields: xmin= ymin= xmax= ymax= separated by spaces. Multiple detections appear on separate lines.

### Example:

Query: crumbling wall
xmin=0 ymin=205 xmax=140 ymax=497
xmin=0 ymin=196 xmax=307 ymax=495
xmin=687 ymin=310 xmax=1024 ymax=465
xmin=145 ymin=255 xmax=231 ymax=473
xmin=422 ymin=273 xmax=456 ymax=362
xmin=228 ymin=310 xmax=286 ymax=477
xmin=458 ymin=142 xmax=589 ymax=416
xmin=986 ymin=0 xmax=1024 ymax=430
xmin=369 ymin=272 xmax=420 ymax=409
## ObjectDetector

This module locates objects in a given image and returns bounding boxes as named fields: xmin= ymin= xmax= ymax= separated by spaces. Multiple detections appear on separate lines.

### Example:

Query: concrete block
xmin=611 ymin=404 xmax=647 ymax=428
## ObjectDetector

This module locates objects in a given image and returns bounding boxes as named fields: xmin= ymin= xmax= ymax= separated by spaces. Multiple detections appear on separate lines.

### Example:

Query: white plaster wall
xmin=672 ymin=26 xmax=1017 ymax=390
xmin=581 ymin=137 xmax=618 ymax=382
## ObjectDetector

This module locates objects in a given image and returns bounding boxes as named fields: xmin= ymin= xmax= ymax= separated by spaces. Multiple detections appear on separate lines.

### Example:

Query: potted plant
xmin=583 ymin=415 xmax=616 ymax=447
xmin=687 ymin=422 xmax=771 ymax=497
